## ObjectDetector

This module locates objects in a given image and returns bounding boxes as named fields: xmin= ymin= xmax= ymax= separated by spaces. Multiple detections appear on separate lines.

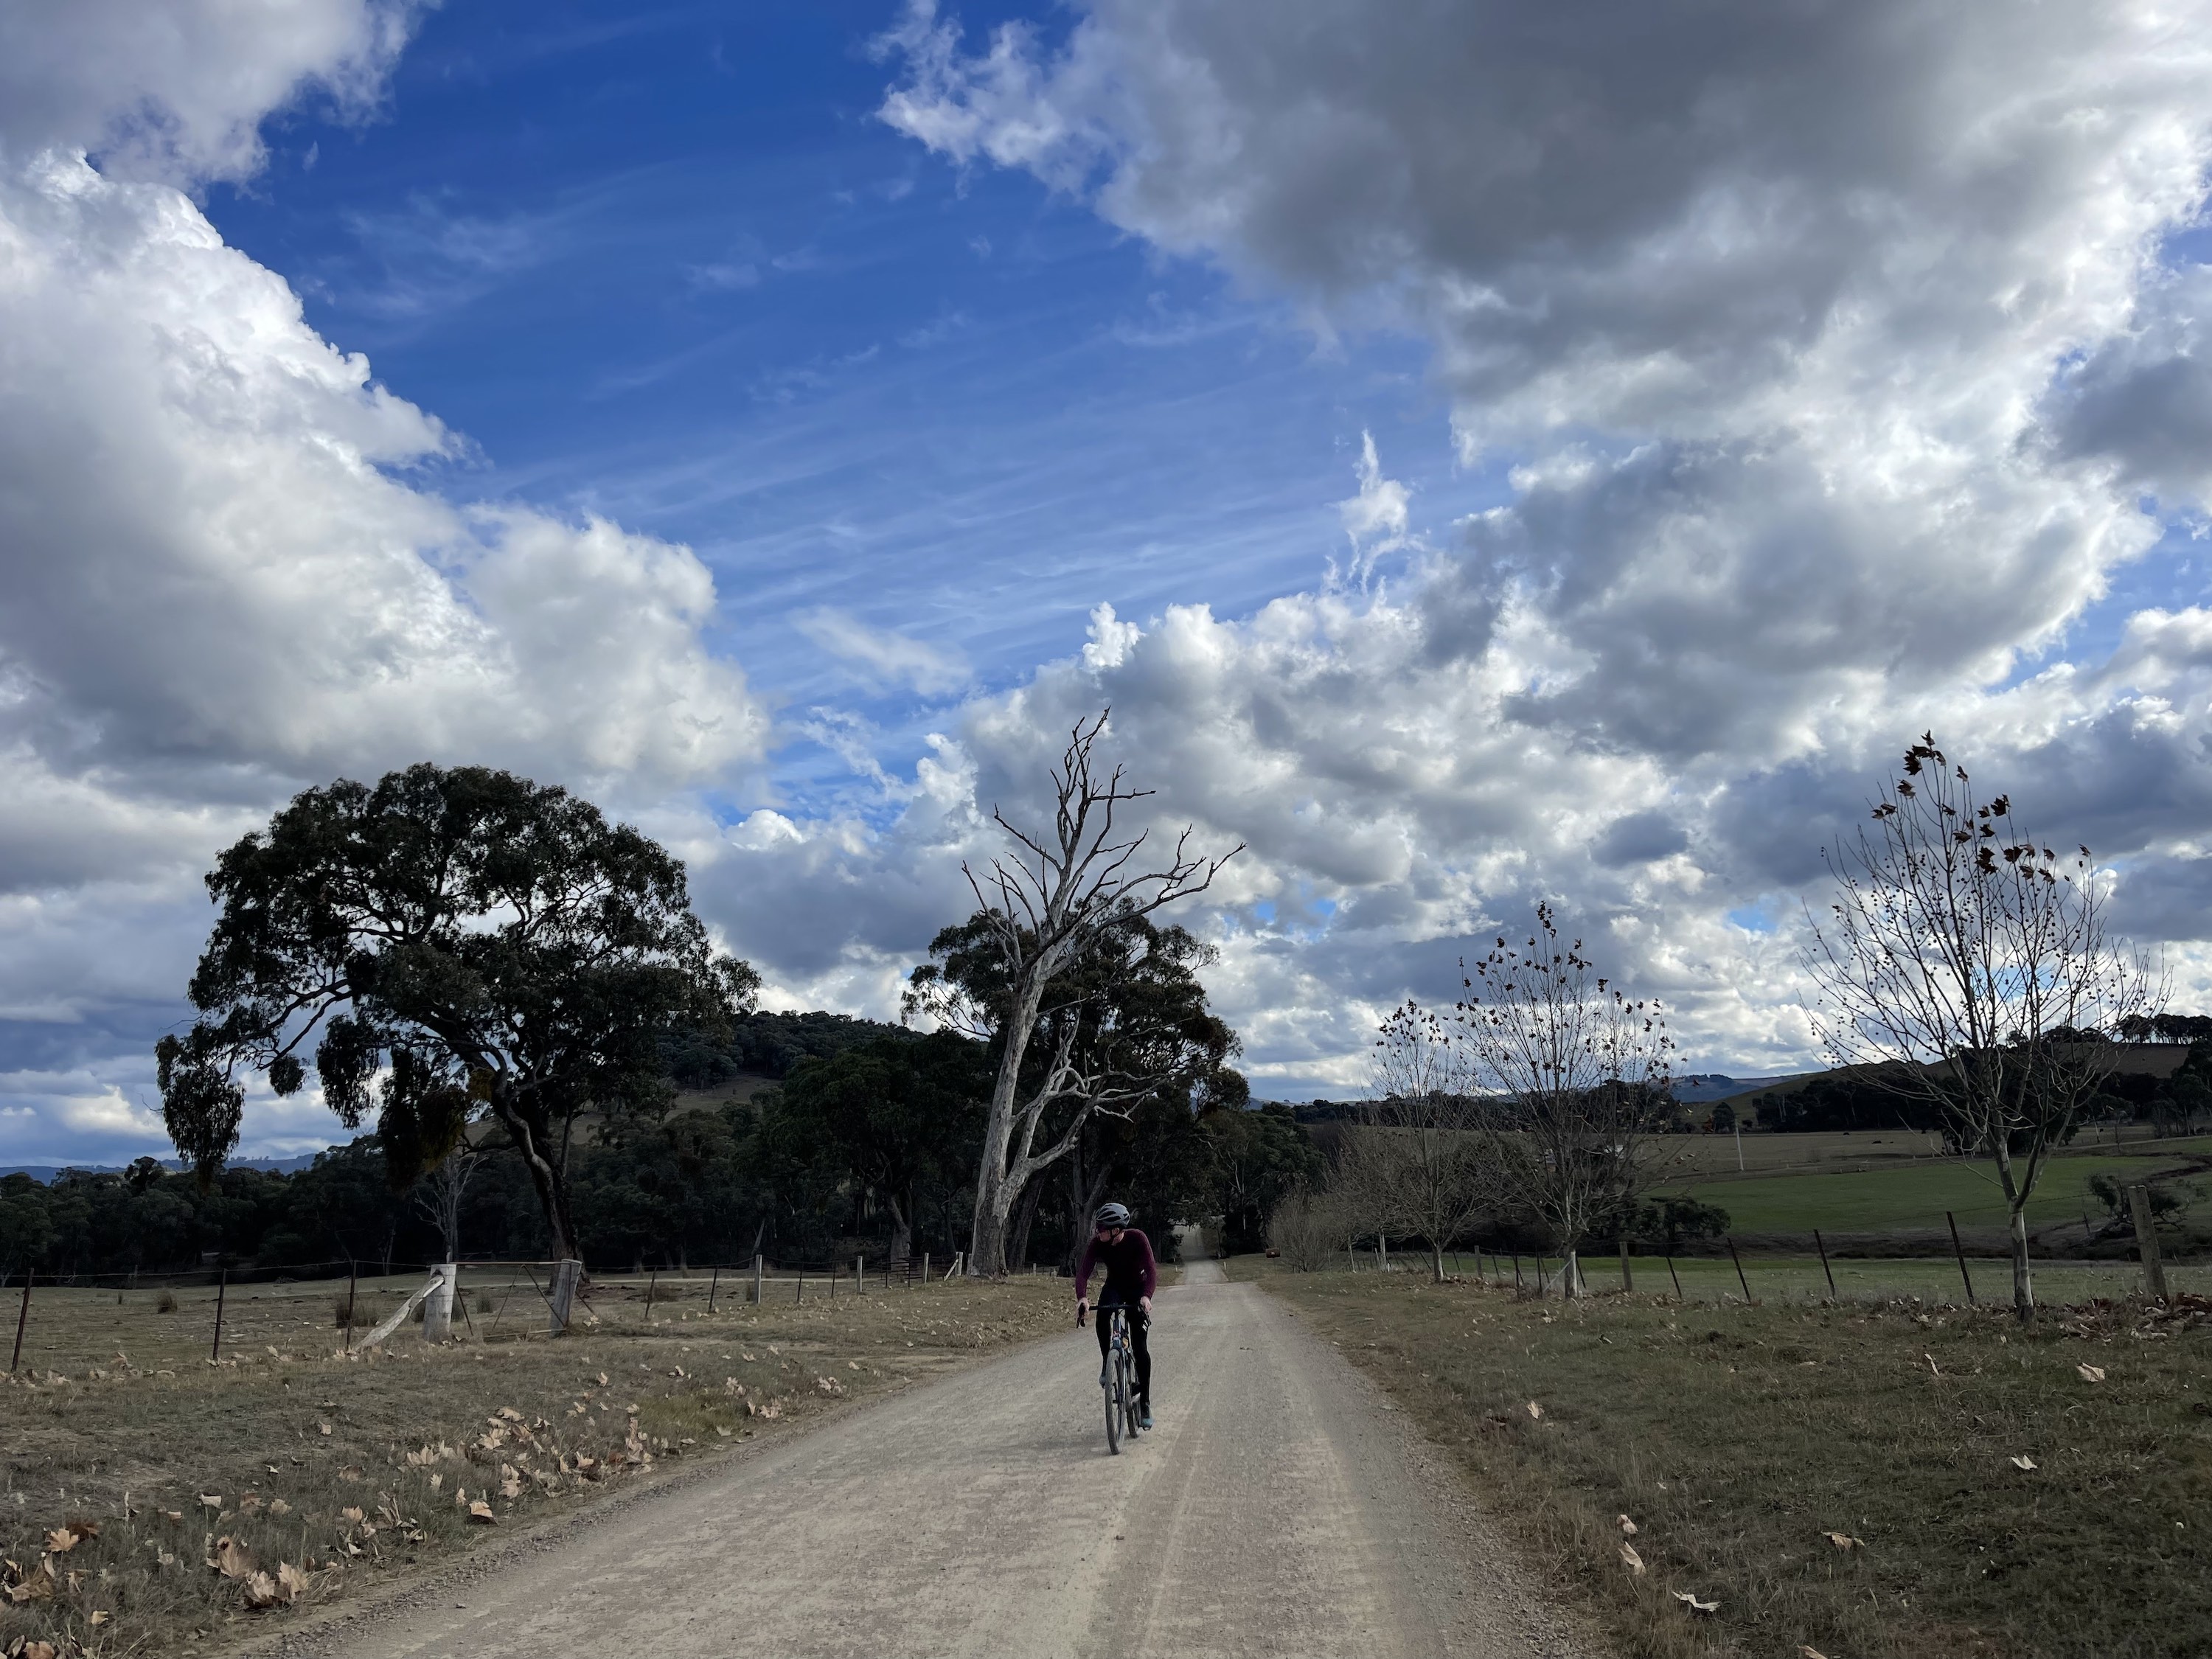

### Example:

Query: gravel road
xmin=327 ymin=1260 xmax=1589 ymax=1658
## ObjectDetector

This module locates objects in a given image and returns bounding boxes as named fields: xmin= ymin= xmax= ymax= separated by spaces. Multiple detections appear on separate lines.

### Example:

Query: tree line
xmin=80 ymin=716 xmax=1309 ymax=1284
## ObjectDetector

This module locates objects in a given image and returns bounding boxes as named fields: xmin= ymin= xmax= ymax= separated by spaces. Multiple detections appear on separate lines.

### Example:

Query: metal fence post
xmin=10 ymin=1273 xmax=29 ymax=1372
xmin=708 ymin=1264 xmax=720 ymax=1315
xmin=1725 ymin=1237 xmax=1752 ymax=1304
xmin=1814 ymin=1228 xmax=1837 ymax=1301
xmin=211 ymin=1265 xmax=228 ymax=1361
xmin=1945 ymin=1211 xmax=1976 ymax=1306
xmin=752 ymin=1253 xmax=763 ymax=1306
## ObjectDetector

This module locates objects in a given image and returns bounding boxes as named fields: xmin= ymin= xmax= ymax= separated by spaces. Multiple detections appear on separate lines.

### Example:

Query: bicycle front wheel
xmin=1120 ymin=1352 xmax=1142 ymax=1438
xmin=1105 ymin=1357 xmax=1123 ymax=1454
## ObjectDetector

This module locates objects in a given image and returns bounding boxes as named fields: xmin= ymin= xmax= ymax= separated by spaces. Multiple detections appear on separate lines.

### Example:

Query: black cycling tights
xmin=1095 ymin=1307 xmax=1152 ymax=1402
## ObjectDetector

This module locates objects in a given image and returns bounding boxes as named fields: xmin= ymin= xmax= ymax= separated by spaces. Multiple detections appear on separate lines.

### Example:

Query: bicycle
xmin=1080 ymin=1299 xmax=1144 ymax=1453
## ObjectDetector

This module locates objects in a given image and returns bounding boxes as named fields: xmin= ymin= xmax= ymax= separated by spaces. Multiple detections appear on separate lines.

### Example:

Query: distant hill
xmin=1672 ymin=1073 xmax=1815 ymax=1104
xmin=3 ymin=1153 xmax=324 ymax=1184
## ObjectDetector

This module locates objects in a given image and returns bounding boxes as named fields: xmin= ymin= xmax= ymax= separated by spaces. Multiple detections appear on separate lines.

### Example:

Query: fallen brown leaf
xmin=213 ymin=1536 xmax=256 ymax=1581
xmin=2010 ymin=1455 xmax=2038 ymax=1472
xmin=467 ymin=1500 xmax=497 ymax=1524
xmin=1672 ymin=1590 xmax=1720 ymax=1615
xmin=1618 ymin=1543 xmax=1646 ymax=1576
xmin=1824 ymin=1531 xmax=1864 ymax=1551
xmin=242 ymin=1569 xmax=282 ymax=1610
xmin=2078 ymin=1363 xmax=2107 ymax=1383
xmin=1525 ymin=1400 xmax=1543 ymax=1420
xmin=1616 ymin=1514 xmax=1638 ymax=1537
xmin=43 ymin=1529 xmax=77 ymax=1554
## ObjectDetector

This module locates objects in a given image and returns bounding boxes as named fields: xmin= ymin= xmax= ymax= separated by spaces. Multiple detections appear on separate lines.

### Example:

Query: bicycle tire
xmin=1121 ymin=1351 xmax=1141 ymax=1438
xmin=1105 ymin=1332 xmax=1123 ymax=1454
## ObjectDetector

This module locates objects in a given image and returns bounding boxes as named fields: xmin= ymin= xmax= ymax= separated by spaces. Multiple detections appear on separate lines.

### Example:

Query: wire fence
xmin=1341 ymin=1243 xmax=2211 ymax=1308
xmin=0 ymin=1247 xmax=1050 ymax=1373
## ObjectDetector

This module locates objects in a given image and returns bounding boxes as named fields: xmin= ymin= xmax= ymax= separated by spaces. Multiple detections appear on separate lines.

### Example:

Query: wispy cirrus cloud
xmin=796 ymin=608 xmax=971 ymax=695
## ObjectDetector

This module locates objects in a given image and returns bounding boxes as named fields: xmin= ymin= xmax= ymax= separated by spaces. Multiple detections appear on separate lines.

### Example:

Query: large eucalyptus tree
xmin=156 ymin=763 xmax=757 ymax=1269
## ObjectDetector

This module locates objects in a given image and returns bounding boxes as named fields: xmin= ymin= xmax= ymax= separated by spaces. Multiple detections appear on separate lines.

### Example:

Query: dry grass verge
xmin=0 ymin=1273 xmax=1064 ymax=1658
xmin=1235 ymin=1259 xmax=2212 ymax=1659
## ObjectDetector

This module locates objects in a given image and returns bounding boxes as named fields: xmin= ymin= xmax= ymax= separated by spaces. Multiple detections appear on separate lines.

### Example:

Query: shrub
xmin=1267 ymin=1188 xmax=1346 ymax=1272
xmin=154 ymin=1289 xmax=178 ymax=1313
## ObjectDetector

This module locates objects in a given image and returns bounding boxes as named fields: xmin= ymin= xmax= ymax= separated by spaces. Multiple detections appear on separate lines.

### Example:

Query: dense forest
xmin=1 ymin=1012 xmax=1322 ymax=1281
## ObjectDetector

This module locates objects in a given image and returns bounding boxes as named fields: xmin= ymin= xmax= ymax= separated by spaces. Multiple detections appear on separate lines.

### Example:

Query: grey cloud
xmin=2045 ymin=265 xmax=2212 ymax=504
xmin=1593 ymin=810 xmax=1688 ymax=868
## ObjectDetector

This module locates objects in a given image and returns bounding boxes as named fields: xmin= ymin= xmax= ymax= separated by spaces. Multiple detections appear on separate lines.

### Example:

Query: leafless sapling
xmin=1448 ymin=906 xmax=1673 ymax=1298
xmin=1802 ymin=734 xmax=2160 ymax=1320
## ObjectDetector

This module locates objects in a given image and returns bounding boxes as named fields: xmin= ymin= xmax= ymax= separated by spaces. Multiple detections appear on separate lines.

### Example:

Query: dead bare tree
xmin=411 ymin=1143 xmax=481 ymax=1264
xmin=1448 ymin=906 xmax=1673 ymax=1298
xmin=917 ymin=712 xmax=1240 ymax=1277
xmin=1803 ymin=734 xmax=2160 ymax=1321
xmin=1353 ymin=1001 xmax=1489 ymax=1281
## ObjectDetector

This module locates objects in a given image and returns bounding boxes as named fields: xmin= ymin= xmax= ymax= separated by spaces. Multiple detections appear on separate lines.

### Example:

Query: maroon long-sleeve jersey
xmin=1074 ymin=1227 xmax=1158 ymax=1305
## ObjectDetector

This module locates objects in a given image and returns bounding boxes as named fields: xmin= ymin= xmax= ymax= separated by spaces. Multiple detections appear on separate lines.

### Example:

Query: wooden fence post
xmin=708 ymin=1264 xmax=720 ymax=1315
xmin=1945 ymin=1212 xmax=1976 ymax=1307
xmin=1814 ymin=1228 xmax=1837 ymax=1301
xmin=1666 ymin=1254 xmax=1683 ymax=1301
xmin=919 ymin=1252 xmax=929 ymax=1290
xmin=1618 ymin=1238 xmax=1633 ymax=1293
xmin=211 ymin=1266 xmax=228 ymax=1361
xmin=344 ymin=1261 xmax=358 ymax=1352
xmin=1512 ymin=1252 xmax=1523 ymax=1292
xmin=857 ymin=1256 xmax=865 ymax=1295
xmin=422 ymin=1262 xmax=457 ymax=1343
xmin=547 ymin=1259 xmax=583 ymax=1335
xmin=643 ymin=1267 xmax=658 ymax=1322
xmin=10 ymin=1273 xmax=29 ymax=1372
xmin=2129 ymin=1185 xmax=2171 ymax=1302
xmin=752 ymin=1254 xmax=763 ymax=1306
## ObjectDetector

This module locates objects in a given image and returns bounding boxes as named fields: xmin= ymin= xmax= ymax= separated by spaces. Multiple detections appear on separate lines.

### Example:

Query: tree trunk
xmin=1008 ymin=1175 xmax=1045 ymax=1274
xmin=2009 ymin=1203 xmax=2036 ymax=1323
xmin=493 ymin=1090 xmax=583 ymax=1266
xmin=1430 ymin=1242 xmax=1444 ymax=1283
xmin=968 ymin=978 xmax=1046 ymax=1276
xmin=886 ymin=1189 xmax=913 ymax=1265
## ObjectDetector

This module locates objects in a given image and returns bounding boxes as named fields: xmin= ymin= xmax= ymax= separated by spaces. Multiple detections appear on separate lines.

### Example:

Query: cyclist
xmin=1074 ymin=1202 xmax=1157 ymax=1429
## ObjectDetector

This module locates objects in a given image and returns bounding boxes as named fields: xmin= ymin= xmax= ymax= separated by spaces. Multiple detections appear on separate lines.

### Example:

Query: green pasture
xmin=1655 ymin=1144 xmax=2212 ymax=1237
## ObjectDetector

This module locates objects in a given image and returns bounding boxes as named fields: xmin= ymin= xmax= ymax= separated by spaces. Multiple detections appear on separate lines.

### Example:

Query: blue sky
xmin=207 ymin=0 xmax=1495 ymax=821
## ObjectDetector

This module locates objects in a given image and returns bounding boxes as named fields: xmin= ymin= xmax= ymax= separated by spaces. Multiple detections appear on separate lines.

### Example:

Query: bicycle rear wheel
xmin=1105 ymin=1345 xmax=1123 ymax=1454
xmin=1121 ymin=1352 xmax=1142 ymax=1437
